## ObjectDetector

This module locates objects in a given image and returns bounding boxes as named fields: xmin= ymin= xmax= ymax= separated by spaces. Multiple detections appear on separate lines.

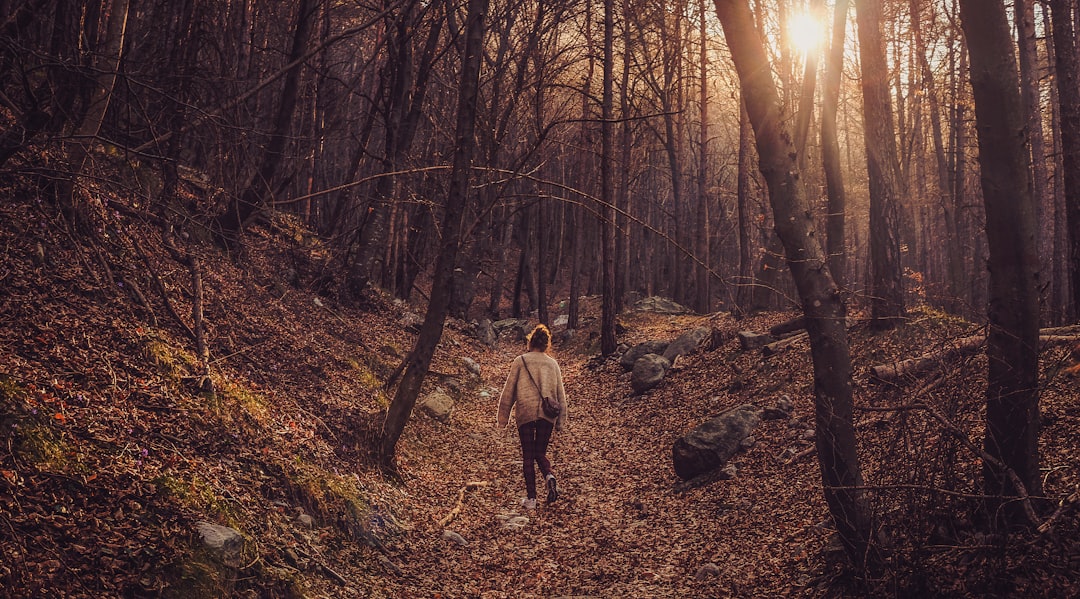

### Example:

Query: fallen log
xmin=763 ymin=331 xmax=809 ymax=357
xmin=870 ymin=332 xmax=1080 ymax=383
xmin=769 ymin=316 xmax=806 ymax=337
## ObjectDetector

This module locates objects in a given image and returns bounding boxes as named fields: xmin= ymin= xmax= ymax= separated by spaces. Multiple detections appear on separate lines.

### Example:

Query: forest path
xmin=372 ymin=311 xmax=828 ymax=598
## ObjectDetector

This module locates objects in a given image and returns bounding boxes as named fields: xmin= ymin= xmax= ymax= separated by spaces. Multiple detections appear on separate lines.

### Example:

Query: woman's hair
xmin=527 ymin=324 xmax=551 ymax=352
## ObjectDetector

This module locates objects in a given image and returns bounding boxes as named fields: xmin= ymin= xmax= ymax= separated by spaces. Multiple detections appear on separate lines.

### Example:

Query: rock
xmin=739 ymin=435 xmax=757 ymax=450
xmin=721 ymin=463 xmax=738 ymax=478
xmin=461 ymin=357 xmax=482 ymax=378
xmin=737 ymin=330 xmax=774 ymax=351
xmin=442 ymin=529 xmax=469 ymax=546
xmin=672 ymin=404 xmax=761 ymax=480
xmin=195 ymin=521 xmax=243 ymax=558
xmin=662 ymin=327 xmax=711 ymax=362
xmin=695 ymin=562 xmax=722 ymax=580
xmin=553 ymin=314 xmax=569 ymax=328
xmin=762 ymin=394 xmax=794 ymax=420
xmin=632 ymin=296 xmax=691 ymax=314
xmin=799 ymin=428 xmax=816 ymax=441
xmin=493 ymin=318 xmax=530 ymax=342
xmin=418 ymin=391 xmax=454 ymax=423
xmin=630 ymin=354 xmax=671 ymax=394
xmin=496 ymin=514 xmax=530 ymax=530
xmin=620 ymin=340 xmax=670 ymax=371
xmin=474 ymin=319 xmax=497 ymax=346
xmin=296 ymin=512 xmax=315 ymax=529
xmin=400 ymin=312 xmax=424 ymax=333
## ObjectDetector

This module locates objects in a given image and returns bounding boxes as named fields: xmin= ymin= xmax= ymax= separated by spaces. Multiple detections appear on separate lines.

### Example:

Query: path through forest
xmin=367 ymin=311 xmax=832 ymax=598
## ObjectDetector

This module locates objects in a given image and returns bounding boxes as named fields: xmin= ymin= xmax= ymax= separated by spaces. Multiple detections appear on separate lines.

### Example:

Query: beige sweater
xmin=497 ymin=351 xmax=567 ymax=430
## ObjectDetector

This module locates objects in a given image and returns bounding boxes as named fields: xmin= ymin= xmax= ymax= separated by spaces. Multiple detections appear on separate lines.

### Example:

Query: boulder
xmin=460 ymin=357 xmax=482 ymax=378
xmin=737 ymin=330 xmax=773 ymax=351
xmin=762 ymin=394 xmax=794 ymax=420
xmin=631 ymin=354 xmax=670 ymax=394
xmin=553 ymin=314 xmax=569 ymax=328
xmin=418 ymin=391 xmax=454 ymax=423
xmin=672 ymin=404 xmax=760 ymax=480
xmin=474 ymin=319 xmax=497 ymax=346
xmin=620 ymin=340 xmax=670 ymax=371
xmin=400 ymin=312 xmax=424 ymax=333
xmin=195 ymin=521 xmax=243 ymax=558
xmin=493 ymin=318 xmax=530 ymax=342
xmin=632 ymin=296 xmax=691 ymax=314
xmin=662 ymin=327 xmax=711 ymax=362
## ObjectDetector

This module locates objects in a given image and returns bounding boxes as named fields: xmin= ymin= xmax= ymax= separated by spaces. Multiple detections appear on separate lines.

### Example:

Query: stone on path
xmin=631 ymin=354 xmax=670 ymax=394
xmin=662 ymin=327 xmax=711 ymax=363
xmin=418 ymin=391 xmax=454 ymax=423
xmin=442 ymin=529 xmax=469 ymax=546
xmin=620 ymin=340 xmax=670 ymax=371
xmin=695 ymin=562 xmax=722 ymax=580
xmin=195 ymin=521 xmax=243 ymax=558
xmin=672 ymin=404 xmax=761 ymax=480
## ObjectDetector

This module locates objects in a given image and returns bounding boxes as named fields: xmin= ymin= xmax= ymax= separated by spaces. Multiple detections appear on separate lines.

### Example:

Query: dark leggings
xmin=518 ymin=419 xmax=554 ymax=499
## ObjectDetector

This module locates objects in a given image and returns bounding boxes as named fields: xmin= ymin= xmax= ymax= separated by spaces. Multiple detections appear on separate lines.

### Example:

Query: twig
xmin=294 ymin=547 xmax=348 ymax=585
xmin=437 ymin=481 xmax=491 ymax=528
xmin=1036 ymin=486 xmax=1079 ymax=534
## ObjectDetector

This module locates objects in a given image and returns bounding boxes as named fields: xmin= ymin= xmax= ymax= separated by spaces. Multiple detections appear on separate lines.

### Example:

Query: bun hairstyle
xmin=527 ymin=324 xmax=551 ymax=352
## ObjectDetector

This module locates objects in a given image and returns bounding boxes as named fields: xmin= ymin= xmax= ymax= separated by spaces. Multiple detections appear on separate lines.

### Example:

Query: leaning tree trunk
xmin=959 ymin=0 xmax=1043 ymax=523
xmin=855 ymin=0 xmax=905 ymax=329
xmin=713 ymin=0 xmax=877 ymax=573
xmin=379 ymin=0 xmax=488 ymax=473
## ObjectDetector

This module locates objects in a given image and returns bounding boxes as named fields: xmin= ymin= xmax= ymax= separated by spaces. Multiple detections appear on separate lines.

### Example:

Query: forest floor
xmin=1 ymin=178 xmax=1079 ymax=598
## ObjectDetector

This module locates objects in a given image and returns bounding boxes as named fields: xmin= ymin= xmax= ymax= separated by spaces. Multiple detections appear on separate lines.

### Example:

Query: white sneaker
xmin=520 ymin=497 xmax=536 ymax=511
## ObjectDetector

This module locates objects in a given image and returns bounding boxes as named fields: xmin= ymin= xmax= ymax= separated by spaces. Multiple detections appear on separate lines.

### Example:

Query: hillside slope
xmin=1 ymin=182 xmax=1078 ymax=597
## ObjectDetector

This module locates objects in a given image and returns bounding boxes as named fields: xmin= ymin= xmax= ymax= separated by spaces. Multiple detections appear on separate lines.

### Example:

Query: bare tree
xmin=380 ymin=0 xmax=489 ymax=473
xmin=713 ymin=0 xmax=877 ymax=573
xmin=856 ymin=0 xmax=905 ymax=328
xmin=957 ymin=0 xmax=1042 ymax=524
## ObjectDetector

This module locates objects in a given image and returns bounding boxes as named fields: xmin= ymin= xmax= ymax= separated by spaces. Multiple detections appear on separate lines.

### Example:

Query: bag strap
xmin=520 ymin=355 xmax=542 ymax=395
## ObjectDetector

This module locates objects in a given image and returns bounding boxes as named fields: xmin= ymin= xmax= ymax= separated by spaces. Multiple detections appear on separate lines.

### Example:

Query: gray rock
xmin=672 ymin=404 xmax=761 ymax=480
xmin=620 ymin=340 xmax=670 ymax=371
xmin=632 ymin=296 xmax=691 ymax=314
xmin=400 ymin=312 xmax=424 ymax=333
xmin=739 ymin=435 xmax=757 ymax=450
xmin=799 ymin=428 xmax=816 ymax=441
xmin=418 ymin=391 xmax=454 ymax=423
xmin=296 ymin=512 xmax=315 ymax=529
xmin=195 ymin=521 xmax=243 ymax=558
xmin=493 ymin=318 xmax=530 ymax=342
xmin=461 ymin=357 xmax=482 ymax=378
xmin=721 ymin=463 xmax=738 ymax=478
xmin=695 ymin=562 xmax=722 ymax=580
xmin=630 ymin=354 xmax=670 ymax=394
xmin=553 ymin=314 xmax=569 ymax=328
xmin=442 ymin=529 xmax=469 ymax=546
xmin=737 ymin=330 xmax=774 ymax=351
xmin=474 ymin=319 xmax=497 ymax=346
xmin=662 ymin=327 xmax=711 ymax=362
xmin=763 ymin=394 xmax=795 ymax=420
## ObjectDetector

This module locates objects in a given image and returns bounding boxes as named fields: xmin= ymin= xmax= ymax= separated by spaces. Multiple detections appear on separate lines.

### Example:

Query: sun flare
xmin=787 ymin=10 xmax=825 ymax=55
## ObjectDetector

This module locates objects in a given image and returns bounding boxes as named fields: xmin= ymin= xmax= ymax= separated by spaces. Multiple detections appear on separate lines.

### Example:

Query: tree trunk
xmin=695 ymin=0 xmax=711 ymax=314
xmin=600 ymin=0 xmax=617 ymax=355
xmin=855 ymin=0 xmax=905 ymax=328
xmin=60 ymin=0 xmax=130 ymax=235
xmin=821 ymin=0 xmax=849 ymax=288
xmin=713 ymin=0 xmax=877 ymax=573
xmin=1049 ymin=0 xmax=1080 ymax=322
xmin=735 ymin=99 xmax=754 ymax=314
xmin=214 ymin=0 xmax=314 ymax=245
xmin=1015 ymin=0 xmax=1053 ymax=323
xmin=380 ymin=0 xmax=488 ymax=473
xmin=959 ymin=0 xmax=1043 ymax=522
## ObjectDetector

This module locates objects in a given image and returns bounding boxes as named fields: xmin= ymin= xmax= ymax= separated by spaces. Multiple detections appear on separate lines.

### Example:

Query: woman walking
xmin=497 ymin=324 xmax=567 ymax=510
